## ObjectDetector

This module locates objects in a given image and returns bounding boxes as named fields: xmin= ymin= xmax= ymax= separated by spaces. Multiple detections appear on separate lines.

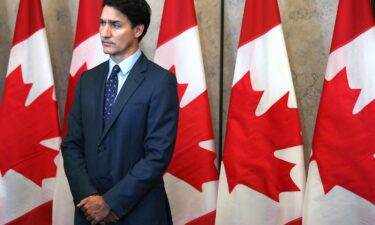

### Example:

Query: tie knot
xmin=111 ymin=65 xmax=120 ymax=75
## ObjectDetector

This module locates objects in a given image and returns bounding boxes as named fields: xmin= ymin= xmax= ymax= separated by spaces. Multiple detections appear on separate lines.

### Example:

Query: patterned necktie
xmin=103 ymin=65 xmax=120 ymax=125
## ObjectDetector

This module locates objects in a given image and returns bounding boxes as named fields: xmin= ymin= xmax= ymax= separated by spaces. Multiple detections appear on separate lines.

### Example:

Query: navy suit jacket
xmin=62 ymin=53 xmax=178 ymax=225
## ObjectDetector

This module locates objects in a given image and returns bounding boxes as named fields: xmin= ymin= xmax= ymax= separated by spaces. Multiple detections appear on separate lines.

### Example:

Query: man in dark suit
xmin=61 ymin=0 xmax=179 ymax=224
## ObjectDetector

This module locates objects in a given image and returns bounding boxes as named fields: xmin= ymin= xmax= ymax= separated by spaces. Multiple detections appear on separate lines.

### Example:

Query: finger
xmin=106 ymin=215 xmax=117 ymax=223
xmin=82 ymin=202 xmax=95 ymax=214
xmin=86 ymin=215 xmax=92 ymax=222
xmin=112 ymin=213 xmax=119 ymax=220
xmin=91 ymin=217 xmax=102 ymax=225
xmin=111 ymin=214 xmax=118 ymax=222
xmin=84 ymin=209 xmax=96 ymax=220
xmin=77 ymin=198 xmax=89 ymax=207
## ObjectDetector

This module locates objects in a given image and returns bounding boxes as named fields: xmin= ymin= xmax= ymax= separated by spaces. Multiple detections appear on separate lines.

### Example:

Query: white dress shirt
xmin=107 ymin=49 xmax=142 ymax=97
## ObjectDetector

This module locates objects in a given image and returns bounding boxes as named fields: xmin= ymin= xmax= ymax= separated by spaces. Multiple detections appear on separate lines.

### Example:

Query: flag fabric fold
xmin=52 ymin=1 xmax=106 ymax=224
xmin=216 ymin=1 xmax=305 ymax=224
xmin=303 ymin=1 xmax=375 ymax=224
xmin=0 ymin=0 xmax=61 ymax=224
xmin=154 ymin=0 xmax=218 ymax=224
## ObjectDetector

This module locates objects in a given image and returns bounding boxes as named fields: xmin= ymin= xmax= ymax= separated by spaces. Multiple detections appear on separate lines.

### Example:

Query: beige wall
xmin=0 ymin=0 xmax=340 ymax=163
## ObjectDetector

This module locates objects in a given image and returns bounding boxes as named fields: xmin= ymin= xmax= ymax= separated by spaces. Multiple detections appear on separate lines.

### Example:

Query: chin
xmin=103 ymin=49 xmax=115 ymax=55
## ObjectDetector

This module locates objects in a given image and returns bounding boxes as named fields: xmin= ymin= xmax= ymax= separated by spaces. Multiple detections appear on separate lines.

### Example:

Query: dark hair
xmin=103 ymin=0 xmax=151 ymax=42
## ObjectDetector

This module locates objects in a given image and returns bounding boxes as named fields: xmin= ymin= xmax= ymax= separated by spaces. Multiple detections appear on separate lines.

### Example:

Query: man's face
xmin=100 ymin=6 xmax=143 ymax=62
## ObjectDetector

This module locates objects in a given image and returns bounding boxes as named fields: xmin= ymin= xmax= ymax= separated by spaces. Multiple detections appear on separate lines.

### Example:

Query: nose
xmin=101 ymin=23 xmax=111 ymax=38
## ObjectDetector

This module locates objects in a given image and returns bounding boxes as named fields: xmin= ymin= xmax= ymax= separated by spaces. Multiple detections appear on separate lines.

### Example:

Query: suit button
xmin=98 ymin=146 xmax=106 ymax=152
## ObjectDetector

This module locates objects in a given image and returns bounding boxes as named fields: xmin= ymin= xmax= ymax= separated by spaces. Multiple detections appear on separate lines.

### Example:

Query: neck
xmin=111 ymin=44 xmax=140 ymax=64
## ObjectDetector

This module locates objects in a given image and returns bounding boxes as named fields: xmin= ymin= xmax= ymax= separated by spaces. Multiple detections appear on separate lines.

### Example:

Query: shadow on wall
xmin=44 ymin=0 xmax=74 ymax=123
xmin=0 ymin=0 xmax=12 ymax=103
xmin=280 ymin=0 xmax=337 ymax=164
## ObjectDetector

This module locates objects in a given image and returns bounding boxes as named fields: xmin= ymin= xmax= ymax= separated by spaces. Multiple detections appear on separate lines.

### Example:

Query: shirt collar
xmin=108 ymin=49 xmax=142 ymax=77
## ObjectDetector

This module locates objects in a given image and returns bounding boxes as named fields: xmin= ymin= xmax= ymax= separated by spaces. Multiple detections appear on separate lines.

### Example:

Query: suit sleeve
xmin=103 ymin=71 xmax=179 ymax=218
xmin=61 ymin=73 xmax=98 ymax=204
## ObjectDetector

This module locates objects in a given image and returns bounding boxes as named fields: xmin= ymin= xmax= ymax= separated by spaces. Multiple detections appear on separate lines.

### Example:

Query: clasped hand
xmin=77 ymin=195 xmax=119 ymax=225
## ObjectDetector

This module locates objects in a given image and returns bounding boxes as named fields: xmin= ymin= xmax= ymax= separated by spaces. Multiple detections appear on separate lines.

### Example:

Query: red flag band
xmin=216 ymin=1 xmax=305 ymax=224
xmin=0 ymin=0 xmax=61 ymax=224
xmin=155 ymin=0 xmax=218 ymax=224
xmin=303 ymin=1 xmax=375 ymax=224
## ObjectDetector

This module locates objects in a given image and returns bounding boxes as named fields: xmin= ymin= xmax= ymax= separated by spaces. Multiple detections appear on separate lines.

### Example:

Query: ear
xmin=134 ymin=24 xmax=145 ymax=39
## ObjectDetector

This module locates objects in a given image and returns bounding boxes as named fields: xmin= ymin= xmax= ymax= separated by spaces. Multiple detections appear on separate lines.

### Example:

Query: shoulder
xmin=145 ymin=58 xmax=169 ymax=75
xmin=80 ymin=60 xmax=108 ymax=81
xmin=141 ymin=55 xmax=176 ymax=84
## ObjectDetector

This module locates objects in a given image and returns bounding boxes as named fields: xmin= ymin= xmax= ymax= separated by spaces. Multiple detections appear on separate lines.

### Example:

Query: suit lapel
xmin=99 ymin=54 xmax=147 ymax=144
xmin=93 ymin=62 xmax=109 ymax=137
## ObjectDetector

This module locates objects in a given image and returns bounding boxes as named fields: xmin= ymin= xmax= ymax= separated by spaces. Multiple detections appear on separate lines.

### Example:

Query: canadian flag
xmin=62 ymin=0 xmax=107 ymax=135
xmin=52 ymin=0 xmax=106 ymax=224
xmin=215 ymin=1 xmax=305 ymax=225
xmin=154 ymin=0 xmax=218 ymax=224
xmin=0 ymin=0 xmax=61 ymax=224
xmin=302 ymin=1 xmax=375 ymax=224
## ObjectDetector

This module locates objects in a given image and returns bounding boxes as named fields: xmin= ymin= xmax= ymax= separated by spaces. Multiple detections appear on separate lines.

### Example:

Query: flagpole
xmin=218 ymin=0 xmax=224 ymax=170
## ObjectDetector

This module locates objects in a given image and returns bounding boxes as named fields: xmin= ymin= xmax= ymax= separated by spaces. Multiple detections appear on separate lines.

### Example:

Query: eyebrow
xmin=100 ymin=19 xmax=121 ymax=24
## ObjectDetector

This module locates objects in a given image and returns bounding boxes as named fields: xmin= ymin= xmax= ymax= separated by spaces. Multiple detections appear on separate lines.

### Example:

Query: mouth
xmin=102 ymin=41 xmax=114 ymax=47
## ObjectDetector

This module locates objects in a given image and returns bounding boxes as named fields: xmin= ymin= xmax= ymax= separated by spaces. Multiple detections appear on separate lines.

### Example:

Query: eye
xmin=111 ymin=22 xmax=122 ymax=29
xmin=99 ymin=19 xmax=106 ymax=27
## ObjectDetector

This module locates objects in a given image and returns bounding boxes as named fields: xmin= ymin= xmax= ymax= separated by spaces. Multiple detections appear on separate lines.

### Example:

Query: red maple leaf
xmin=223 ymin=71 xmax=302 ymax=201
xmin=312 ymin=68 xmax=375 ymax=204
xmin=166 ymin=66 xmax=218 ymax=191
xmin=185 ymin=210 xmax=216 ymax=225
xmin=0 ymin=66 xmax=60 ymax=186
